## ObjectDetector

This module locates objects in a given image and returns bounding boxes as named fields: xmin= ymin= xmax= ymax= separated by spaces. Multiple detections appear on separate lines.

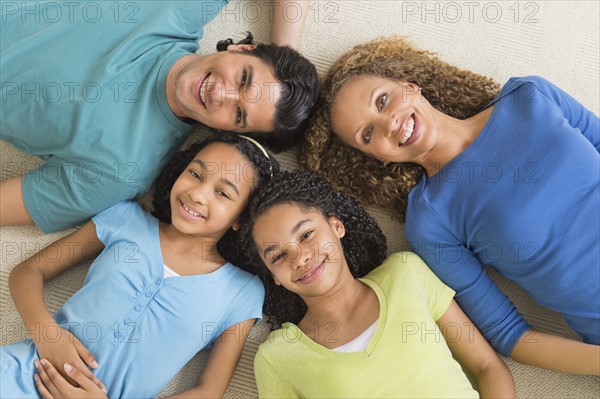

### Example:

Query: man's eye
xmin=362 ymin=127 xmax=373 ymax=145
xmin=377 ymin=94 xmax=388 ymax=111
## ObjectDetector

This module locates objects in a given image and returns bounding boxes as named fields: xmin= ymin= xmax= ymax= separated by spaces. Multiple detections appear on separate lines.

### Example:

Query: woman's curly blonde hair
xmin=300 ymin=36 xmax=500 ymax=220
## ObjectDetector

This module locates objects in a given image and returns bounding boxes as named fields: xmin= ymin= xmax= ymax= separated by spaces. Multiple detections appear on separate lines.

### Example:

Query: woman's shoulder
xmin=499 ymin=75 xmax=556 ymax=98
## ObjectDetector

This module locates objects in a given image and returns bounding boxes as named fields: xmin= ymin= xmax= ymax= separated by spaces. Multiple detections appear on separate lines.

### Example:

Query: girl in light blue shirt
xmin=2 ymin=132 xmax=279 ymax=398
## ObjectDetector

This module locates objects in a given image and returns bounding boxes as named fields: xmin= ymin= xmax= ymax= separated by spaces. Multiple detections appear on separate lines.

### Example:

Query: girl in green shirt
xmin=239 ymin=170 xmax=515 ymax=398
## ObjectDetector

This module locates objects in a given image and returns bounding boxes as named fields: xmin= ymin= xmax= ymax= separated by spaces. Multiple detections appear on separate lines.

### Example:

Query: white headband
xmin=238 ymin=135 xmax=273 ymax=178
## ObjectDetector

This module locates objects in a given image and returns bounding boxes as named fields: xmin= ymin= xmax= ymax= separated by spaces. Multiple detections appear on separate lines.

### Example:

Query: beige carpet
xmin=1 ymin=0 xmax=599 ymax=397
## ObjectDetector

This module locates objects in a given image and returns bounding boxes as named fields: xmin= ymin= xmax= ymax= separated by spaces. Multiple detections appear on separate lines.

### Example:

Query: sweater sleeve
xmin=525 ymin=75 xmax=600 ymax=152
xmin=254 ymin=347 xmax=300 ymax=398
xmin=405 ymin=200 xmax=531 ymax=356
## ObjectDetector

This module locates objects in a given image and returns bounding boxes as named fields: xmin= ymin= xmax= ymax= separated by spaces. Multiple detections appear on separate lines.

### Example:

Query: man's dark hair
xmin=218 ymin=32 xmax=319 ymax=152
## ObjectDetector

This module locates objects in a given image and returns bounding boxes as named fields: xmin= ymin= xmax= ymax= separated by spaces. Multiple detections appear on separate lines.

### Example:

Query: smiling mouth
xmin=180 ymin=200 xmax=205 ymax=219
xmin=296 ymin=260 xmax=325 ymax=283
xmin=398 ymin=114 xmax=415 ymax=146
xmin=198 ymin=73 xmax=210 ymax=108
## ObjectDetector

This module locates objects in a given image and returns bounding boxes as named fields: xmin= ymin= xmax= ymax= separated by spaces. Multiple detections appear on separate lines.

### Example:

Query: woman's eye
xmin=377 ymin=94 xmax=388 ymax=111
xmin=236 ymin=108 xmax=242 ymax=124
xmin=362 ymin=127 xmax=373 ymax=145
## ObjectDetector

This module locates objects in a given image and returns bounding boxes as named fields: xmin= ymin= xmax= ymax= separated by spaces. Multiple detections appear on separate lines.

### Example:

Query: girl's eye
xmin=189 ymin=169 xmax=202 ymax=180
xmin=271 ymin=252 xmax=285 ymax=264
xmin=301 ymin=230 xmax=314 ymax=241
xmin=236 ymin=107 xmax=242 ymax=124
xmin=362 ymin=127 xmax=373 ymax=145
xmin=377 ymin=93 xmax=388 ymax=111
xmin=217 ymin=190 xmax=231 ymax=200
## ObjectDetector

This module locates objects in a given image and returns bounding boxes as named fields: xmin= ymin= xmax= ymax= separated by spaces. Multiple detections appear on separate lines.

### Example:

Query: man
xmin=0 ymin=0 xmax=317 ymax=233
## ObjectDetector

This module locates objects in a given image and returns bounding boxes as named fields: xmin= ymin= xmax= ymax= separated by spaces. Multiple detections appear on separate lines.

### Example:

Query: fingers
xmin=34 ymin=373 xmax=55 ymax=399
xmin=35 ymin=359 xmax=108 ymax=399
xmin=35 ymin=360 xmax=61 ymax=398
xmin=73 ymin=337 xmax=100 ymax=369
xmin=63 ymin=363 xmax=107 ymax=393
xmin=68 ymin=357 xmax=106 ymax=392
xmin=73 ymin=338 xmax=106 ymax=391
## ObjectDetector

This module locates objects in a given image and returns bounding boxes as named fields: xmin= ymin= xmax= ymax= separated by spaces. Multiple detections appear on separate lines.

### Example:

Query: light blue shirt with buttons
xmin=0 ymin=201 xmax=264 ymax=398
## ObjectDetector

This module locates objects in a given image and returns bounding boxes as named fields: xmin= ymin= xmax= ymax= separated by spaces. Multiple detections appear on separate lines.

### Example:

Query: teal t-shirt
xmin=0 ymin=0 xmax=226 ymax=232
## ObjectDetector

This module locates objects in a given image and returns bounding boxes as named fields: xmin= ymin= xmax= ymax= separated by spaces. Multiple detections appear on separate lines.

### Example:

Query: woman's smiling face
xmin=331 ymin=75 xmax=437 ymax=164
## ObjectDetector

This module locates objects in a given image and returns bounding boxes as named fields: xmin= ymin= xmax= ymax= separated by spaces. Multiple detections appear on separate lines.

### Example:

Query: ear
xmin=328 ymin=216 xmax=346 ymax=238
xmin=272 ymin=274 xmax=282 ymax=286
xmin=404 ymin=82 xmax=420 ymax=95
xmin=227 ymin=44 xmax=257 ymax=52
xmin=231 ymin=221 xmax=240 ymax=231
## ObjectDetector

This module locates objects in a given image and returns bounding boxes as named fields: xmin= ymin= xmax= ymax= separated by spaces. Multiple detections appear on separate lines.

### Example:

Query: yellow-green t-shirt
xmin=254 ymin=252 xmax=479 ymax=398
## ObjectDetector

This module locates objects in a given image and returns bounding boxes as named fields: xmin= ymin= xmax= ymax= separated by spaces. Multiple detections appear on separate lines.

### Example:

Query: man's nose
xmin=213 ymin=82 xmax=239 ymax=104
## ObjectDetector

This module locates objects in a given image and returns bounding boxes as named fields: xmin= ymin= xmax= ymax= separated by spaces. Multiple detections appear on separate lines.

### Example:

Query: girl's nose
xmin=290 ymin=244 xmax=312 ymax=270
xmin=188 ymin=184 xmax=209 ymax=205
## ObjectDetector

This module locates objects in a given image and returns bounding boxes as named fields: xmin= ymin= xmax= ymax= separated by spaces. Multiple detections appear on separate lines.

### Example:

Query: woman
xmin=300 ymin=36 xmax=599 ymax=374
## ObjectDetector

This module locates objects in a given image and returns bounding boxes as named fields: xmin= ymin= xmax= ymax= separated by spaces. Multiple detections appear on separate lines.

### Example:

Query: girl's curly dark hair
xmin=238 ymin=171 xmax=387 ymax=328
xmin=152 ymin=131 xmax=281 ymax=262
xmin=300 ymin=36 xmax=500 ymax=220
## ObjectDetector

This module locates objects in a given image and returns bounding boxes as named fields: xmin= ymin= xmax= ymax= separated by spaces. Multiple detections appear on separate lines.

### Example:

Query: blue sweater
xmin=406 ymin=76 xmax=599 ymax=356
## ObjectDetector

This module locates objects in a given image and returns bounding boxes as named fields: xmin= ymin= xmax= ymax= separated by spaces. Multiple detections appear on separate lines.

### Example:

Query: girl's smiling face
xmin=252 ymin=202 xmax=347 ymax=298
xmin=331 ymin=75 xmax=437 ymax=165
xmin=169 ymin=142 xmax=257 ymax=238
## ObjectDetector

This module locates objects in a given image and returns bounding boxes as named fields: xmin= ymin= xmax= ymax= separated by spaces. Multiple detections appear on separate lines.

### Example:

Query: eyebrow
xmin=240 ymin=65 xmax=254 ymax=129
xmin=261 ymin=219 xmax=312 ymax=260
xmin=190 ymin=159 xmax=240 ymax=196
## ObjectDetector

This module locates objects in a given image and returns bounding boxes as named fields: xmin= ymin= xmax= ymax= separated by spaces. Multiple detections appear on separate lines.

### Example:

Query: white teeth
xmin=299 ymin=268 xmax=315 ymax=281
xmin=182 ymin=203 xmax=202 ymax=218
xmin=298 ymin=262 xmax=323 ymax=281
xmin=400 ymin=116 xmax=415 ymax=145
xmin=199 ymin=76 xmax=208 ymax=104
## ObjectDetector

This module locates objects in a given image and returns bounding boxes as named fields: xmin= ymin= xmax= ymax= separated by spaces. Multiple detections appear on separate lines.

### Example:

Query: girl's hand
xmin=35 ymin=323 xmax=106 ymax=391
xmin=34 ymin=360 xmax=108 ymax=399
